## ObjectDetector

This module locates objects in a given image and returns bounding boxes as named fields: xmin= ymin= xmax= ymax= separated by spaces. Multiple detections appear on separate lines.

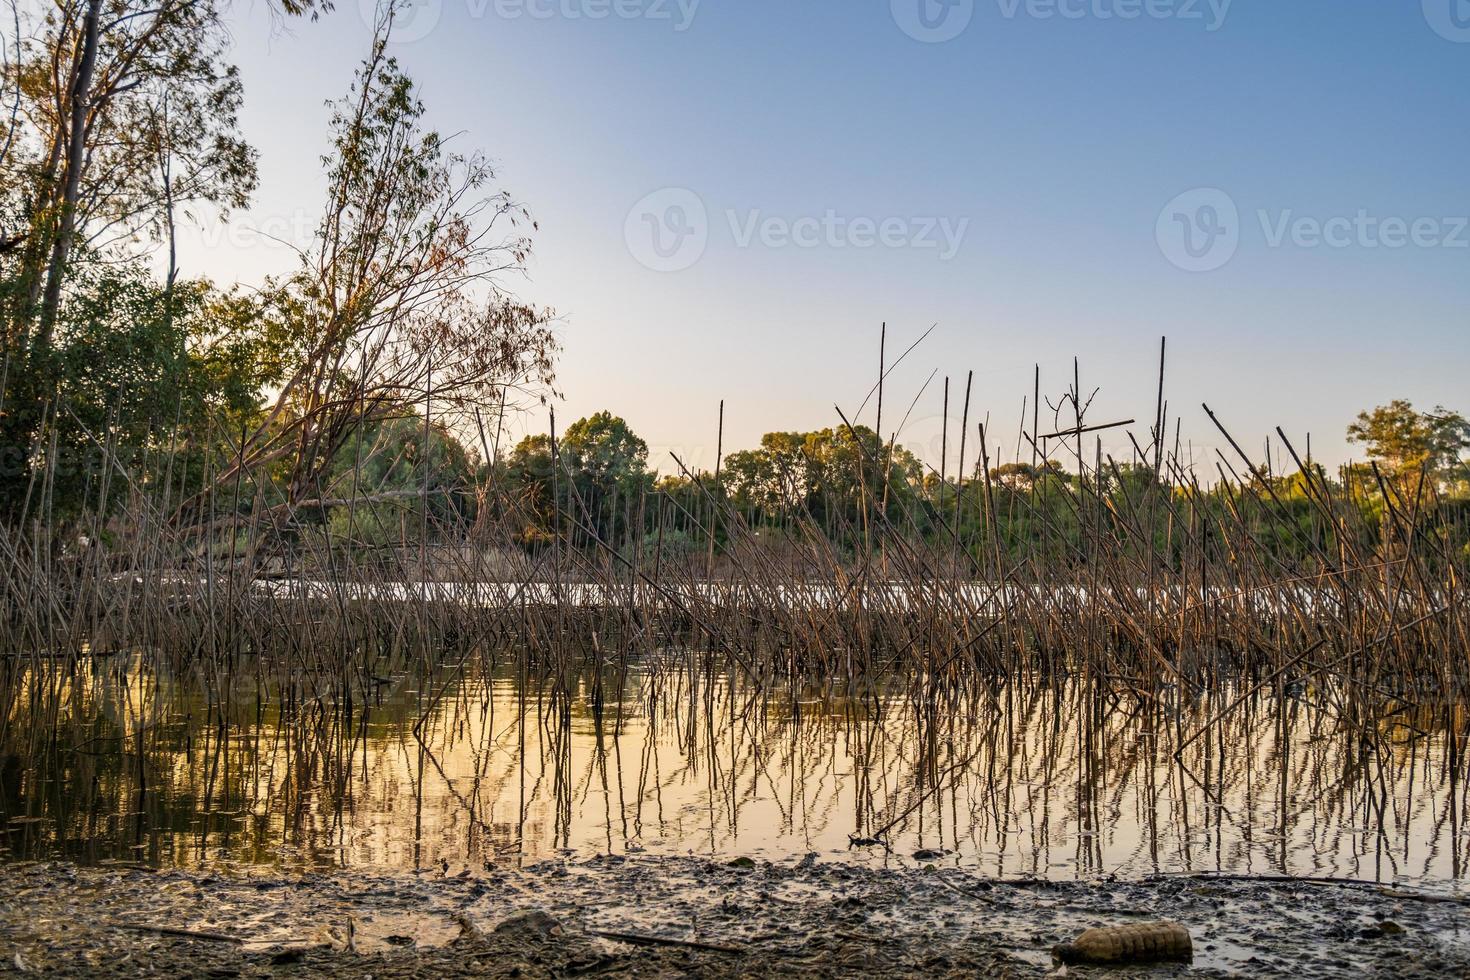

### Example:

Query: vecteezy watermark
xmin=624 ymin=189 xmax=971 ymax=272
xmin=478 ymin=0 xmax=700 ymax=29
xmin=625 ymin=188 xmax=710 ymax=273
xmin=891 ymin=0 xmax=975 ymax=43
xmin=893 ymin=0 xmax=1231 ymax=41
xmin=361 ymin=0 xmax=444 ymax=42
xmin=1156 ymin=188 xmax=1240 ymax=272
xmin=361 ymin=0 xmax=699 ymax=42
xmin=727 ymin=210 xmax=970 ymax=259
xmin=190 ymin=210 xmax=318 ymax=253
xmin=995 ymin=0 xmax=1231 ymax=29
xmin=1157 ymin=188 xmax=1470 ymax=272
xmin=1423 ymin=0 xmax=1470 ymax=42
xmin=1258 ymin=210 xmax=1470 ymax=250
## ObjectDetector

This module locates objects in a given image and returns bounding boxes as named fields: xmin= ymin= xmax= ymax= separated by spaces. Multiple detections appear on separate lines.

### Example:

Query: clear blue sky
xmin=180 ymin=0 xmax=1470 ymax=477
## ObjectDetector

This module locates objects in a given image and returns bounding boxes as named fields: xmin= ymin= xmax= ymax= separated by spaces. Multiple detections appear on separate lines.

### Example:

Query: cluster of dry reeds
xmin=1 ymin=341 xmax=1466 ymax=722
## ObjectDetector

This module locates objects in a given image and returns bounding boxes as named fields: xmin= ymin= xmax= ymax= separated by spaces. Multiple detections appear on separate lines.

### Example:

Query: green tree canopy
xmin=1347 ymin=400 xmax=1470 ymax=486
xmin=505 ymin=413 xmax=651 ymax=544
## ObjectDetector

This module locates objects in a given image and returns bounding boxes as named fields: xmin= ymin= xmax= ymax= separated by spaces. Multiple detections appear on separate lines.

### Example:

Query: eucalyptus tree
xmin=1 ymin=0 xmax=260 ymax=352
xmin=0 ymin=0 xmax=326 ymax=515
xmin=182 ymin=6 xmax=557 ymax=529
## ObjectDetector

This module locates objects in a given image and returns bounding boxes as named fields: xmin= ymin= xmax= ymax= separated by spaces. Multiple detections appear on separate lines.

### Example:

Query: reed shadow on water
xmin=2 ymin=652 xmax=1465 ymax=889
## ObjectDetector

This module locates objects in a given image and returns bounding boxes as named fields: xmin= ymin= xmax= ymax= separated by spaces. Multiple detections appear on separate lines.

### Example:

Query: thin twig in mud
xmin=1375 ymin=889 xmax=1470 ymax=905
xmin=1152 ymin=873 xmax=1470 ymax=904
xmin=111 ymin=922 xmax=244 ymax=944
xmin=590 ymin=929 xmax=744 ymax=954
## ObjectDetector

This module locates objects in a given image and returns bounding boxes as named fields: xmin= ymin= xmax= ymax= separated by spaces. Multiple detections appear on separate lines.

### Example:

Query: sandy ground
xmin=0 ymin=855 xmax=1467 ymax=977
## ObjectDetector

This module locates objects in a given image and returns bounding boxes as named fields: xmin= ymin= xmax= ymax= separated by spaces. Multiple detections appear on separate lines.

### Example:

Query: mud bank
xmin=0 ymin=856 xmax=1466 ymax=977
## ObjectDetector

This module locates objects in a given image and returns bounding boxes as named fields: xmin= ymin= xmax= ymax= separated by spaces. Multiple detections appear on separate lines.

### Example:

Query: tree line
xmin=468 ymin=400 xmax=1470 ymax=570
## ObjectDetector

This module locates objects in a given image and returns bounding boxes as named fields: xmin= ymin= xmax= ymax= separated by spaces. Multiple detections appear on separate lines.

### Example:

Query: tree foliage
xmin=1347 ymin=400 xmax=1470 ymax=488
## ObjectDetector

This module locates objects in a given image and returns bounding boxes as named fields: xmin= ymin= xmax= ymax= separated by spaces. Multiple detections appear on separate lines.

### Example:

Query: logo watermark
xmin=1423 ymin=0 xmax=1470 ymax=42
xmin=1259 ymin=210 xmax=1470 ymax=250
xmin=625 ymin=188 xmax=709 ymax=273
xmin=481 ymin=0 xmax=699 ymax=29
xmin=891 ymin=0 xmax=975 ymax=43
xmin=191 ymin=211 xmax=318 ymax=253
xmin=996 ymin=0 xmax=1231 ymax=29
xmin=893 ymin=0 xmax=1231 ymax=41
xmin=1156 ymin=188 xmax=1239 ymax=272
xmin=362 ymin=0 xmax=699 ymax=42
xmin=362 ymin=0 xmax=443 ymax=41
xmin=1157 ymin=188 xmax=1470 ymax=271
xmin=625 ymin=189 xmax=971 ymax=272
xmin=727 ymin=210 xmax=969 ymax=259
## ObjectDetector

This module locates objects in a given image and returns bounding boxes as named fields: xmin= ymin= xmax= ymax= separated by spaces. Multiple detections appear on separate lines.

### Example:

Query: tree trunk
xmin=34 ymin=0 xmax=103 ymax=355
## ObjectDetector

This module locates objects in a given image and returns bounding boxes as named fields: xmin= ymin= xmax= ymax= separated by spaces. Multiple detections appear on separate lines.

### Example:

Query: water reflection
xmin=1 ymin=655 xmax=1465 ymax=886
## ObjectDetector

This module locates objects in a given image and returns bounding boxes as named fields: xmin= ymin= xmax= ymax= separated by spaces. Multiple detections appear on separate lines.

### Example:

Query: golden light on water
xmin=2 ymin=657 xmax=1465 ymax=886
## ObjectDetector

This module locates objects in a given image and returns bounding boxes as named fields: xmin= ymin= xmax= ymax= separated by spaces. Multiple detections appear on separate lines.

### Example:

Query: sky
xmin=178 ymin=0 xmax=1470 ymax=479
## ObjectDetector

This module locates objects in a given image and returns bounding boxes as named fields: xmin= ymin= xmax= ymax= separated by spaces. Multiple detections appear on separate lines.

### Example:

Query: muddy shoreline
xmin=1 ymin=856 xmax=1466 ymax=977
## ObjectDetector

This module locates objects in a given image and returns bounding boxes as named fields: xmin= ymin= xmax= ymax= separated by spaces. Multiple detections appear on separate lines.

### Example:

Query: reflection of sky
xmin=5 ymin=663 xmax=1465 ymax=885
xmin=165 ymin=2 xmax=1470 ymax=475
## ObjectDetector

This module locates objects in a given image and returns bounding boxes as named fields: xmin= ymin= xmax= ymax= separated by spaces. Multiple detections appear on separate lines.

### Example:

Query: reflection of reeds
xmin=0 ymin=660 xmax=1464 ymax=883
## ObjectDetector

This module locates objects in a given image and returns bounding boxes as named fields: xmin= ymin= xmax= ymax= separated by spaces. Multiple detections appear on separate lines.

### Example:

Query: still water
xmin=1 ymin=655 xmax=1465 ymax=887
